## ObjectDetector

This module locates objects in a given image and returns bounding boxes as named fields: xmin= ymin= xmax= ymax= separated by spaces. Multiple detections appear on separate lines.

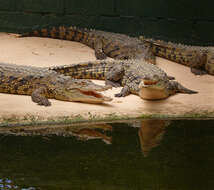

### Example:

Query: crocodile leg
xmin=115 ymin=86 xmax=130 ymax=97
xmin=143 ymin=47 xmax=157 ymax=64
xmin=190 ymin=67 xmax=207 ymax=75
xmin=105 ymin=64 xmax=124 ymax=87
xmin=167 ymin=75 xmax=175 ymax=80
xmin=94 ymin=38 xmax=107 ymax=60
xmin=105 ymin=80 xmax=121 ymax=87
xmin=31 ymin=87 xmax=51 ymax=106
xmin=206 ymin=54 xmax=214 ymax=75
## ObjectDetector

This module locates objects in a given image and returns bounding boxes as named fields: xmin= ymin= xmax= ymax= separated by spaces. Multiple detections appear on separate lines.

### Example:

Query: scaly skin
xmin=19 ymin=26 xmax=156 ymax=64
xmin=0 ymin=123 xmax=112 ymax=144
xmin=50 ymin=60 xmax=197 ymax=100
xmin=0 ymin=63 xmax=112 ymax=106
xmin=139 ymin=36 xmax=214 ymax=75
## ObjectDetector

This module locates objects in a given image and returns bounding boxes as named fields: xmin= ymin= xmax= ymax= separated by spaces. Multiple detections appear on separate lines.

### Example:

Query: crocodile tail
xmin=50 ymin=60 xmax=113 ymax=80
xmin=19 ymin=27 xmax=56 ymax=38
xmin=147 ymin=41 xmax=191 ymax=65
xmin=19 ymin=26 xmax=94 ymax=47
xmin=140 ymin=37 xmax=180 ymax=62
xmin=140 ymin=36 xmax=203 ymax=67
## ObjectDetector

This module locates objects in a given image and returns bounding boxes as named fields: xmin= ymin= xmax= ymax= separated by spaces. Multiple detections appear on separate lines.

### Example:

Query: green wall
xmin=0 ymin=0 xmax=213 ymax=45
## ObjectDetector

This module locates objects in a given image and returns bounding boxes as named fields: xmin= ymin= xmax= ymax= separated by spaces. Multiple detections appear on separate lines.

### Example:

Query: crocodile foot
xmin=95 ymin=50 xmax=107 ymax=60
xmin=191 ymin=67 xmax=207 ymax=75
xmin=115 ymin=86 xmax=130 ymax=97
xmin=167 ymin=75 xmax=175 ymax=80
xmin=31 ymin=87 xmax=51 ymax=106
xmin=105 ymin=80 xmax=121 ymax=87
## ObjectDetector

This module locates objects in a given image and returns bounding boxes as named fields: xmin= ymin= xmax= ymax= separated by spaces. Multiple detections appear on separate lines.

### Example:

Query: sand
xmin=0 ymin=32 xmax=213 ymax=123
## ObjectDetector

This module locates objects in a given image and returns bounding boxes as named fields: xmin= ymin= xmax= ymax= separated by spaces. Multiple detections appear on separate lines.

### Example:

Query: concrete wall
xmin=0 ymin=0 xmax=213 ymax=45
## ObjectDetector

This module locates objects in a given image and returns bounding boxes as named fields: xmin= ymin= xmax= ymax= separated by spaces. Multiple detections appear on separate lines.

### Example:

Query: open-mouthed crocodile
xmin=18 ymin=25 xmax=155 ymax=64
xmin=139 ymin=36 xmax=214 ymax=75
xmin=0 ymin=123 xmax=113 ymax=144
xmin=0 ymin=63 xmax=112 ymax=106
xmin=50 ymin=59 xmax=198 ymax=100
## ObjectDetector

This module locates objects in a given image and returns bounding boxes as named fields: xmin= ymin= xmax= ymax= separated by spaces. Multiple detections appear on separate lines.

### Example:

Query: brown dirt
xmin=0 ymin=33 xmax=214 ymax=122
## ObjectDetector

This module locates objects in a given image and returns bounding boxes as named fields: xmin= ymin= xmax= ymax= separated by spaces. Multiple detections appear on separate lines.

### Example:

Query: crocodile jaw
xmin=55 ymin=88 xmax=112 ymax=104
xmin=76 ymin=89 xmax=113 ymax=103
xmin=139 ymin=87 xmax=169 ymax=100
xmin=138 ymin=80 xmax=169 ymax=100
xmin=54 ymin=79 xmax=113 ymax=104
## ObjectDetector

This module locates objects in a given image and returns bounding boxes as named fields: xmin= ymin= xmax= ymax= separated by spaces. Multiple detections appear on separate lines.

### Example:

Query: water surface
xmin=0 ymin=120 xmax=214 ymax=190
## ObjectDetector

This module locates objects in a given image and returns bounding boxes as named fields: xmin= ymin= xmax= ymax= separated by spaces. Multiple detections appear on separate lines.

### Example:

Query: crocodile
xmin=18 ymin=26 xmax=156 ymax=64
xmin=50 ymin=59 xmax=197 ymax=100
xmin=139 ymin=36 xmax=214 ymax=75
xmin=0 ymin=63 xmax=112 ymax=106
xmin=0 ymin=123 xmax=112 ymax=144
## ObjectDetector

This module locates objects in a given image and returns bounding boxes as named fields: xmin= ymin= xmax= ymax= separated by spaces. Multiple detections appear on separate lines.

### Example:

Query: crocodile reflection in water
xmin=0 ymin=120 xmax=169 ymax=155
xmin=72 ymin=124 xmax=112 ymax=144
xmin=0 ymin=123 xmax=112 ymax=145
xmin=136 ymin=120 xmax=170 ymax=157
xmin=0 ymin=120 xmax=213 ymax=189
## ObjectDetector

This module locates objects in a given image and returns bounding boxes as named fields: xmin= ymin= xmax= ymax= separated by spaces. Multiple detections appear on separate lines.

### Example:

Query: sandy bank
xmin=0 ymin=33 xmax=213 ymax=123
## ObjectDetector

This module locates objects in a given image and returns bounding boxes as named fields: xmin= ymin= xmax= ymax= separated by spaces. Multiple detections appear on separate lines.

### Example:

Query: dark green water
xmin=0 ymin=120 xmax=214 ymax=190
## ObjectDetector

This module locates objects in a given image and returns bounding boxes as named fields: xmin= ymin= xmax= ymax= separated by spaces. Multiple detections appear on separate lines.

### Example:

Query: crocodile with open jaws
xmin=139 ymin=36 xmax=214 ymax=75
xmin=50 ymin=59 xmax=197 ymax=100
xmin=19 ymin=26 xmax=156 ymax=64
xmin=0 ymin=63 xmax=112 ymax=106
